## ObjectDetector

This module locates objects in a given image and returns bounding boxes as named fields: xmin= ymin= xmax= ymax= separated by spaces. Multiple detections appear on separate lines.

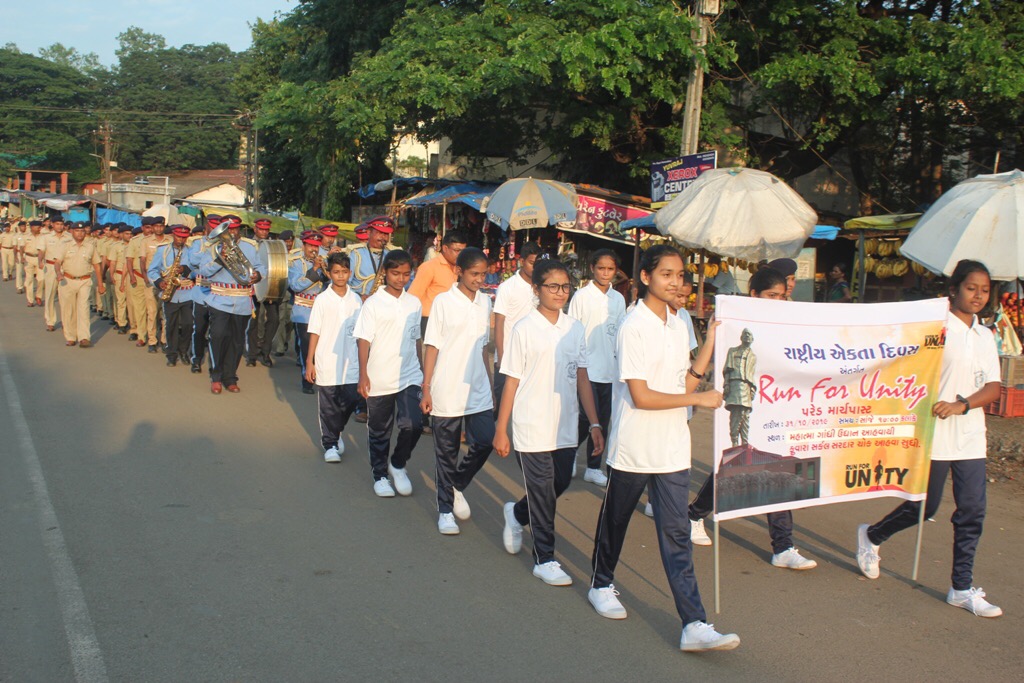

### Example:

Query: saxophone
xmin=160 ymin=246 xmax=184 ymax=302
xmin=368 ymin=249 xmax=387 ymax=296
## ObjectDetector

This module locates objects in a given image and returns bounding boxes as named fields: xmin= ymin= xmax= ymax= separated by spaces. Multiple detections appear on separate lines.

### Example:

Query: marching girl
xmin=856 ymin=259 xmax=1003 ymax=617
xmin=586 ymin=244 xmax=740 ymax=651
xmin=420 ymin=248 xmax=495 ymax=535
xmin=494 ymin=258 xmax=603 ymax=587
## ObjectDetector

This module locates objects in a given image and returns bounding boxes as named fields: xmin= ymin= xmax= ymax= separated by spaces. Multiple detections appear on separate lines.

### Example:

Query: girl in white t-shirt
xmin=586 ymin=244 xmax=739 ymax=651
xmin=856 ymin=259 xmax=1003 ymax=618
xmin=494 ymin=258 xmax=604 ymax=587
xmin=420 ymin=248 xmax=494 ymax=536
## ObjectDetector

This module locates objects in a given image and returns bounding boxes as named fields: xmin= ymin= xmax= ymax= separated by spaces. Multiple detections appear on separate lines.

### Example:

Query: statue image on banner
xmin=723 ymin=329 xmax=757 ymax=446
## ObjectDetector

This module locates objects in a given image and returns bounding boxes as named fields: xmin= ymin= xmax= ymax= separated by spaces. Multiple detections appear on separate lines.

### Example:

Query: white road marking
xmin=0 ymin=352 xmax=109 ymax=683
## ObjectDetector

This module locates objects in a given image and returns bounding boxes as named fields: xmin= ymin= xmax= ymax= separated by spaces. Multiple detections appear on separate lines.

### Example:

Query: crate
xmin=1000 ymin=355 xmax=1024 ymax=389
xmin=988 ymin=387 xmax=1024 ymax=418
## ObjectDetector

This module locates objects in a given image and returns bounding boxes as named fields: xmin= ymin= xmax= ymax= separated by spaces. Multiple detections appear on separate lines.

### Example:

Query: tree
xmin=37 ymin=43 xmax=104 ymax=77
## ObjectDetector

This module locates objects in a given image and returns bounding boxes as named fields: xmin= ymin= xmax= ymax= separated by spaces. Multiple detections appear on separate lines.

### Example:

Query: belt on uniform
xmin=293 ymin=291 xmax=317 ymax=308
xmin=63 ymin=274 xmax=91 ymax=281
xmin=0 ymin=246 xmax=13 ymax=250
xmin=114 ymin=269 xmax=124 ymax=274
xmin=132 ymin=270 xmax=144 ymax=277
xmin=210 ymin=283 xmax=253 ymax=297
xmin=175 ymin=281 xmax=195 ymax=289
xmin=45 ymin=259 xmax=56 ymax=264
xmin=25 ymin=252 xmax=38 ymax=257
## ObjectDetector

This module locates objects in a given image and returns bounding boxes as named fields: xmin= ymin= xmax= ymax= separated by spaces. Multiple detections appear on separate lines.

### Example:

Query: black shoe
xmin=245 ymin=358 xmax=257 ymax=367
xmin=259 ymin=355 xmax=273 ymax=368
xmin=166 ymin=358 xmax=177 ymax=367
xmin=191 ymin=363 xmax=202 ymax=374
xmin=116 ymin=327 xmax=127 ymax=335
xmin=302 ymin=385 xmax=315 ymax=395
xmin=128 ymin=333 xmax=138 ymax=341
xmin=272 ymin=351 xmax=285 ymax=357
xmin=353 ymin=411 xmax=368 ymax=424
xmin=148 ymin=345 xmax=158 ymax=354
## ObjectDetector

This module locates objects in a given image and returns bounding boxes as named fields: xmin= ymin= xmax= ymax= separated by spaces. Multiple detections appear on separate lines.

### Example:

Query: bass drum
xmin=254 ymin=239 xmax=289 ymax=302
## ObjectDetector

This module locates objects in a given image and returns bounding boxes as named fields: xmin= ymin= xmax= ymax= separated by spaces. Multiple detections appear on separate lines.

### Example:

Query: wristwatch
xmin=955 ymin=394 xmax=971 ymax=414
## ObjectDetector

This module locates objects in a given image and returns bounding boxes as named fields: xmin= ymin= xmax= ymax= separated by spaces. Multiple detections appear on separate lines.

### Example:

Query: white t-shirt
xmin=501 ymin=309 xmax=588 ymax=453
xmin=606 ymin=301 xmax=693 ymax=473
xmin=493 ymin=270 xmax=537 ymax=352
xmin=568 ymin=281 xmax=626 ymax=384
xmin=353 ymin=288 xmax=423 ymax=396
xmin=424 ymin=285 xmax=493 ymax=417
xmin=307 ymin=286 xmax=362 ymax=386
xmin=932 ymin=311 xmax=1000 ymax=461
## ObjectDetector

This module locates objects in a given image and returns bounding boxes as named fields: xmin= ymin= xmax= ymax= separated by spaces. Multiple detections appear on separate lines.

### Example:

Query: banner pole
xmin=911 ymin=502 xmax=927 ymax=581
xmin=714 ymin=522 xmax=720 ymax=614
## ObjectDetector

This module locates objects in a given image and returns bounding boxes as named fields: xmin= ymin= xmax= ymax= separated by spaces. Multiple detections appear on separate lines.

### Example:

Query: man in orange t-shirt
xmin=408 ymin=230 xmax=466 ymax=337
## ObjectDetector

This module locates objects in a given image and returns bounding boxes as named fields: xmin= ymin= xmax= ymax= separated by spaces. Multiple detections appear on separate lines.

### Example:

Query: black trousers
xmin=366 ymin=385 xmax=423 ymax=480
xmin=512 ymin=448 xmax=575 ymax=565
xmin=208 ymin=308 xmax=249 ymax=385
xmin=592 ymin=468 xmax=707 ymax=626
xmin=162 ymin=300 xmax=194 ymax=361
xmin=191 ymin=301 xmax=210 ymax=367
xmin=316 ymin=384 xmax=361 ymax=451
xmin=247 ymin=299 xmax=281 ymax=360
xmin=493 ymin=360 xmax=506 ymax=418
xmin=577 ymin=381 xmax=612 ymax=469
xmin=689 ymin=472 xmax=794 ymax=554
xmin=432 ymin=411 xmax=495 ymax=513
xmin=293 ymin=322 xmax=312 ymax=391
xmin=868 ymin=458 xmax=987 ymax=590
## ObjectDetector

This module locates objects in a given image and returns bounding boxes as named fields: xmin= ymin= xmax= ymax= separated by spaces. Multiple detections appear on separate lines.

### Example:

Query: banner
xmin=555 ymin=195 xmax=653 ymax=245
xmin=649 ymin=151 xmax=717 ymax=209
xmin=712 ymin=297 xmax=948 ymax=521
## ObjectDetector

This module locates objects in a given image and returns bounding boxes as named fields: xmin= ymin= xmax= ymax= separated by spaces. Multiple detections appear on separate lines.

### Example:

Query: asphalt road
xmin=1 ymin=287 xmax=1022 ymax=683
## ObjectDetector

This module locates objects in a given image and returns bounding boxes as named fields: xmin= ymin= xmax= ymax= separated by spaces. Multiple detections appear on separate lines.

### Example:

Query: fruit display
xmin=1002 ymin=292 xmax=1023 ymax=329
xmin=686 ymin=293 xmax=715 ymax=316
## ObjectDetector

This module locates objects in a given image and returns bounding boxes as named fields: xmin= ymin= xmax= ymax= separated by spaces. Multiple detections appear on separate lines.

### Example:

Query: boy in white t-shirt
xmin=304 ymin=253 xmax=362 ymax=463
xmin=421 ymin=248 xmax=494 ymax=535
xmin=568 ymin=248 xmax=626 ymax=488
xmin=587 ymin=245 xmax=740 ymax=652
xmin=492 ymin=242 xmax=541 ymax=413
xmin=494 ymin=259 xmax=603 ymax=588
xmin=353 ymin=250 xmax=424 ymax=498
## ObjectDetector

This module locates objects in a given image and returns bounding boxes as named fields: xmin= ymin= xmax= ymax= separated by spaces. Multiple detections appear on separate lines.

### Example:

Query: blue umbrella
xmin=480 ymin=178 xmax=579 ymax=231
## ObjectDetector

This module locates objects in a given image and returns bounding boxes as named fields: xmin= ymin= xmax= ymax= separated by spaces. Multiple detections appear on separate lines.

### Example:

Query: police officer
xmin=54 ymin=222 xmax=104 ymax=347
xmin=22 ymin=220 xmax=46 ymax=307
xmin=39 ymin=216 xmax=73 ymax=331
xmin=126 ymin=221 xmax=154 ymax=345
xmin=107 ymin=224 xmax=133 ymax=334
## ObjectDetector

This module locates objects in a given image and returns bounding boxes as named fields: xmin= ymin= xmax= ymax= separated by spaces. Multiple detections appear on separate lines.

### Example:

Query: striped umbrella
xmin=480 ymin=177 xmax=579 ymax=231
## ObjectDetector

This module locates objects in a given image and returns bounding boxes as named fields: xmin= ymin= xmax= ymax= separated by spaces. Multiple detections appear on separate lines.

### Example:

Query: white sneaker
xmin=388 ymin=464 xmax=413 ymax=496
xmin=335 ymin=439 xmax=346 ymax=456
xmin=588 ymin=585 xmax=627 ymax=619
xmin=373 ymin=478 xmax=395 ymax=498
xmin=452 ymin=489 xmax=471 ymax=520
xmin=437 ymin=513 xmax=460 ymax=535
xmin=643 ymin=502 xmax=654 ymax=518
xmin=571 ymin=458 xmax=577 ymax=478
xmin=502 ymin=502 xmax=523 ymax=554
xmin=680 ymin=621 xmax=740 ymax=652
xmin=323 ymin=446 xmax=341 ymax=463
xmin=771 ymin=547 xmax=817 ymax=570
xmin=584 ymin=467 xmax=608 ymax=487
xmin=856 ymin=524 xmax=880 ymax=579
xmin=690 ymin=518 xmax=712 ymax=546
xmin=532 ymin=561 xmax=572 ymax=586
xmin=946 ymin=587 xmax=1003 ymax=617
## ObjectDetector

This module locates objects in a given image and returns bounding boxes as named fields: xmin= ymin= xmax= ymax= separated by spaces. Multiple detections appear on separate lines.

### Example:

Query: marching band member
xmin=353 ymin=249 xmax=423 ymax=498
xmin=288 ymin=231 xmax=328 ymax=394
xmin=188 ymin=215 xmax=222 ymax=374
xmin=318 ymin=224 xmax=343 ymax=257
xmin=272 ymin=229 xmax=297 ymax=357
xmin=304 ymin=252 xmax=362 ymax=463
xmin=246 ymin=218 xmax=282 ymax=368
xmin=149 ymin=225 xmax=195 ymax=367
xmin=348 ymin=215 xmax=394 ymax=300
xmin=195 ymin=216 xmax=265 ymax=394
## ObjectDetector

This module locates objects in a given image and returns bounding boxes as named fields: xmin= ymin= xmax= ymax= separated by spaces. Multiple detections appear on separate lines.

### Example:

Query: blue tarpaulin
xmin=96 ymin=208 xmax=142 ymax=227
xmin=619 ymin=214 xmax=840 ymax=241
xmin=404 ymin=182 xmax=498 ymax=211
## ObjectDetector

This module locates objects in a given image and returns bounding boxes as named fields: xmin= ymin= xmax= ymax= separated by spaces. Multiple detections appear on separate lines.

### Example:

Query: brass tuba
xmin=208 ymin=223 xmax=254 ymax=285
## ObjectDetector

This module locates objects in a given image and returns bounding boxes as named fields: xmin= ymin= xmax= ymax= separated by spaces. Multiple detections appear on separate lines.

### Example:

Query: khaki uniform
xmin=56 ymin=239 xmax=101 ymax=343
xmin=23 ymin=233 xmax=46 ymax=304
xmin=14 ymin=229 xmax=29 ymax=290
xmin=94 ymin=236 xmax=108 ymax=313
xmin=40 ymin=231 xmax=73 ymax=327
xmin=126 ymin=234 xmax=149 ymax=341
xmin=0 ymin=229 xmax=15 ymax=280
xmin=143 ymin=235 xmax=171 ymax=345
xmin=108 ymin=239 xmax=130 ymax=328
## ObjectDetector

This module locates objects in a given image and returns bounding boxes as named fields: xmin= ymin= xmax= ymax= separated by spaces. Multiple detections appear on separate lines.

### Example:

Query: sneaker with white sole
xmin=533 ymin=561 xmax=572 ymax=586
xmin=643 ymin=502 xmax=654 ymax=517
xmin=771 ymin=547 xmax=817 ymax=570
xmin=588 ymin=585 xmax=627 ymax=619
xmin=452 ymin=489 xmax=471 ymax=520
xmin=856 ymin=524 xmax=880 ymax=579
xmin=323 ymin=446 xmax=341 ymax=463
xmin=680 ymin=621 xmax=740 ymax=652
xmin=437 ymin=513 xmax=460 ymax=535
xmin=388 ymin=464 xmax=413 ymax=496
xmin=946 ymin=587 xmax=1003 ymax=618
xmin=502 ymin=502 xmax=523 ymax=554
xmin=335 ymin=439 xmax=346 ymax=456
xmin=584 ymin=467 xmax=608 ymax=487
xmin=373 ymin=478 xmax=396 ymax=498
xmin=571 ymin=458 xmax=577 ymax=478
xmin=690 ymin=518 xmax=712 ymax=546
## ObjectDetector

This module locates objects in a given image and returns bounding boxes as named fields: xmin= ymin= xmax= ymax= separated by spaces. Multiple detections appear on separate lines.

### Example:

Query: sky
xmin=4 ymin=0 xmax=295 ymax=64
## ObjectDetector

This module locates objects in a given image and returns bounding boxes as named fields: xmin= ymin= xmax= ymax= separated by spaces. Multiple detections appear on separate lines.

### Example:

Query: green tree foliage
xmin=0 ymin=49 xmax=98 ymax=184
xmin=37 ymin=43 xmax=103 ymax=77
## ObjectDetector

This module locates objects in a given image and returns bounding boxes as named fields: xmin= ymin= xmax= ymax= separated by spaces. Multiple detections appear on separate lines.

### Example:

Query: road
xmin=1 ymin=286 xmax=1022 ymax=682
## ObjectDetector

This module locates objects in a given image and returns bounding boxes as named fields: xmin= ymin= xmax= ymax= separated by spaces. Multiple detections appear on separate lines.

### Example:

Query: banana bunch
xmin=704 ymin=263 xmax=719 ymax=278
xmin=891 ymin=258 xmax=909 ymax=277
xmin=864 ymin=238 xmax=879 ymax=255
xmin=862 ymin=255 xmax=877 ymax=274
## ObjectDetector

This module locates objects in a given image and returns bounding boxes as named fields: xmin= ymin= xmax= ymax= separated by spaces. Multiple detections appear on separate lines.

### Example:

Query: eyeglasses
xmin=540 ymin=283 xmax=572 ymax=294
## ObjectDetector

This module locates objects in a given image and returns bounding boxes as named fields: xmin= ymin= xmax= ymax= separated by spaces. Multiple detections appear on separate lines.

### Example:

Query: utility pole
xmin=252 ymin=125 xmax=260 ymax=212
xmin=680 ymin=0 xmax=721 ymax=156
xmin=99 ymin=120 xmax=114 ymax=206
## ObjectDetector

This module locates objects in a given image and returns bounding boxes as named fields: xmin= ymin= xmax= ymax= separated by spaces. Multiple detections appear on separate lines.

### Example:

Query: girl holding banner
xmin=587 ymin=244 xmax=740 ymax=652
xmin=856 ymin=260 xmax=1003 ymax=618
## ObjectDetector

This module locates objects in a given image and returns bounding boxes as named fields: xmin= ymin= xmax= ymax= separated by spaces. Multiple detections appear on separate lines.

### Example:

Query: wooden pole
xmin=696 ymin=251 xmax=707 ymax=317
xmin=857 ymin=231 xmax=867 ymax=302
xmin=911 ymin=502 xmax=927 ymax=581
xmin=632 ymin=227 xmax=642 ymax=304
